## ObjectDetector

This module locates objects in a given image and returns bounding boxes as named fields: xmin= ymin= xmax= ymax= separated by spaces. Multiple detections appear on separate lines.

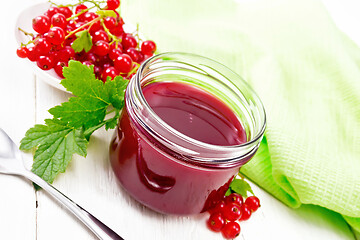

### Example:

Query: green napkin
xmin=122 ymin=0 xmax=360 ymax=232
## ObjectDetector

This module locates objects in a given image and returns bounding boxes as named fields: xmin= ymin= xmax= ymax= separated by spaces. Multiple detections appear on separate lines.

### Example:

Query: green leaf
xmin=105 ymin=76 xmax=128 ymax=109
xmin=96 ymin=10 xmax=117 ymax=18
xmin=21 ymin=119 xmax=87 ymax=184
xmin=71 ymin=30 xmax=92 ymax=53
xmin=229 ymin=178 xmax=254 ymax=198
xmin=20 ymin=60 xmax=128 ymax=184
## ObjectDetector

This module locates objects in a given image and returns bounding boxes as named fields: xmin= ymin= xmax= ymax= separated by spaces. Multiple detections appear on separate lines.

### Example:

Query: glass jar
xmin=109 ymin=52 xmax=266 ymax=215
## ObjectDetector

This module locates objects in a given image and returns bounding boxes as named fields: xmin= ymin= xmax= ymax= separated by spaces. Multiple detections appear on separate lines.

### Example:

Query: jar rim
xmin=128 ymin=52 xmax=266 ymax=165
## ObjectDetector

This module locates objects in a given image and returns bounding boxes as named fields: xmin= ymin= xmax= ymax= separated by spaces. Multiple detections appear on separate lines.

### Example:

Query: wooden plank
xmin=0 ymin=0 xmax=38 ymax=237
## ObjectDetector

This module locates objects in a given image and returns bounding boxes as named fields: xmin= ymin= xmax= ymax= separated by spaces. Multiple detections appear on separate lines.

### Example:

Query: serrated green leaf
xmin=20 ymin=119 xmax=87 ymax=184
xmin=229 ymin=178 xmax=254 ymax=198
xmin=71 ymin=30 xmax=92 ymax=53
xmin=49 ymin=96 xmax=109 ymax=129
xmin=96 ymin=10 xmax=117 ymax=18
xmin=104 ymin=76 xmax=128 ymax=110
xmin=105 ymin=110 xmax=120 ymax=130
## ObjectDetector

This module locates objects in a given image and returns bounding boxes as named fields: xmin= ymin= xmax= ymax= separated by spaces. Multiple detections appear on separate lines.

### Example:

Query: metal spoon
xmin=0 ymin=128 xmax=124 ymax=240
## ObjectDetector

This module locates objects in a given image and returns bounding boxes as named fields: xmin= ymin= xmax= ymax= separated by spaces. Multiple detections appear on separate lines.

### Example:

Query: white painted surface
xmin=0 ymin=0 xmax=358 ymax=239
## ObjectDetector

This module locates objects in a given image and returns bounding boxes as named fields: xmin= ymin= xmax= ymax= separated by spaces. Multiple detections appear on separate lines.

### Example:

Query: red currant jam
xmin=142 ymin=82 xmax=247 ymax=145
xmin=110 ymin=81 xmax=249 ymax=215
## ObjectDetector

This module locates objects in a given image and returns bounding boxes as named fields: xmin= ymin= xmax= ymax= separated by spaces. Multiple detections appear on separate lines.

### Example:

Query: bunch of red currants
xmin=207 ymin=193 xmax=260 ymax=239
xmin=16 ymin=0 xmax=157 ymax=82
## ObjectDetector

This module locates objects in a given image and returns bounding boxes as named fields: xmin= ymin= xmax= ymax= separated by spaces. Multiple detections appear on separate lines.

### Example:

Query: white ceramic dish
xmin=15 ymin=2 xmax=136 ymax=92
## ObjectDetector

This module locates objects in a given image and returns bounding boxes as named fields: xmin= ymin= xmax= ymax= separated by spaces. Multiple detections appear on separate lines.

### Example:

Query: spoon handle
xmin=23 ymin=170 xmax=124 ymax=240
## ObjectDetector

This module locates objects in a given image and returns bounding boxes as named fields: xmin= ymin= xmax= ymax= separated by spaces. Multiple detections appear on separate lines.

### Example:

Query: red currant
xmin=34 ymin=38 xmax=52 ymax=55
xmin=104 ymin=17 xmax=117 ymax=30
xmin=122 ymin=34 xmax=137 ymax=49
xmin=110 ymin=25 xmax=124 ymax=36
xmin=37 ymin=55 xmax=54 ymax=70
xmin=75 ymin=4 xmax=88 ymax=21
xmin=114 ymin=54 xmax=132 ymax=73
xmin=89 ymin=20 xmax=102 ymax=34
xmin=51 ymin=13 xmax=67 ymax=29
xmin=16 ymin=46 xmax=28 ymax=58
xmin=83 ymin=12 xmax=98 ymax=22
xmin=207 ymin=212 xmax=225 ymax=232
xmin=109 ymin=48 xmax=122 ymax=60
xmin=45 ymin=27 xmax=65 ymax=45
xmin=222 ymin=203 xmax=242 ymax=221
xmin=239 ymin=204 xmax=251 ymax=221
xmin=92 ymin=30 xmax=109 ymax=43
xmin=141 ymin=40 xmax=156 ymax=55
xmin=245 ymin=196 xmax=260 ymax=212
xmin=125 ymin=47 xmax=140 ymax=62
xmin=92 ymin=40 xmax=110 ymax=56
xmin=54 ymin=61 xmax=68 ymax=78
xmin=45 ymin=7 xmax=59 ymax=19
xmin=86 ymin=53 xmax=98 ymax=64
xmin=27 ymin=47 xmax=39 ymax=61
xmin=221 ymin=221 xmax=241 ymax=239
xmin=225 ymin=193 xmax=243 ymax=207
xmin=101 ymin=66 xmax=118 ymax=82
xmin=58 ymin=6 xmax=72 ymax=18
xmin=209 ymin=200 xmax=225 ymax=214
xmin=32 ymin=15 xmax=51 ymax=34
xmin=107 ymin=0 xmax=120 ymax=10
xmin=58 ymin=46 xmax=75 ymax=62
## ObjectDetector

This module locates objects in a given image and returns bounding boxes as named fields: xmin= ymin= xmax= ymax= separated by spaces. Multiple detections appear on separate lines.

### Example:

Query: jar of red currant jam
xmin=110 ymin=52 xmax=266 ymax=215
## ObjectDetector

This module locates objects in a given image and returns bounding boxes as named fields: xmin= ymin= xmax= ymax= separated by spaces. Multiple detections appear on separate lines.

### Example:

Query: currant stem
xmin=65 ymin=16 xmax=102 ymax=39
xmin=100 ymin=21 xmax=121 ymax=45
xmin=126 ymin=62 xmax=140 ymax=77
xmin=18 ymin=27 xmax=34 ymax=37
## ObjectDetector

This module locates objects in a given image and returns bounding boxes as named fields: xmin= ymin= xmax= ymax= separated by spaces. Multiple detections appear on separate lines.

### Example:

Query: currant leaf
xmin=20 ymin=119 xmax=87 ymax=184
xmin=71 ymin=30 xmax=92 ymax=53
xmin=96 ymin=10 xmax=117 ymax=18
xmin=229 ymin=178 xmax=254 ymax=198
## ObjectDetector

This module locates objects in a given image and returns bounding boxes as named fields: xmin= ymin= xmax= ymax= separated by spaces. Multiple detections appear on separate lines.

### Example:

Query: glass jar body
xmin=109 ymin=52 xmax=266 ymax=215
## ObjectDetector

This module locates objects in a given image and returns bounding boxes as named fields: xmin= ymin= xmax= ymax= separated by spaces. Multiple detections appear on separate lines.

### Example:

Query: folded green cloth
xmin=122 ymin=0 xmax=360 ymax=232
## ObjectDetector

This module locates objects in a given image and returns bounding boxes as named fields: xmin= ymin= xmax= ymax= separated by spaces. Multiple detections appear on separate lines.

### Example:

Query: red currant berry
xmin=32 ymin=15 xmax=51 ymax=34
xmin=89 ymin=20 xmax=102 ymax=34
xmin=45 ymin=7 xmax=59 ymax=19
xmin=239 ymin=204 xmax=251 ymax=221
xmin=125 ymin=47 xmax=140 ymax=62
xmin=245 ymin=196 xmax=260 ymax=212
xmin=51 ymin=13 xmax=67 ymax=29
xmin=225 ymin=193 xmax=243 ymax=207
xmin=16 ymin=46 xmax=29 ymax=58
xmin=83 ymin=12 xmax=98 ymax=22
xmin=75 ymin=4 xmax=88 ymax=20
xmin=114 ymin=54 xmax=132 ymax=73
xmin=58 ymin=6 xmax=72 ymax=18
xmin=141 ymin=40 xmax=156 ymax=55
xmin=107 ymin=0 xmax=120 ymax=10
xmin=58 ymin=46 xmax=75 ymax=61
xmin=207 ymin=212 xmax=225 ymax=232
xmin=136 ymin=52 xmax=144 ymax=63
xmin=221 ymin=221 xmax=241 ymax=239
xmin=101 ymin=66 xmax=118 ymax=82
xmin=122 ymin=34 xmax=137 ymax=49
xmin=27 ymin=47 xmax=39 ymax=61
xmin=109 ymin=48 xmax=122 ymax=60
xmin=110 ymin=25 xmax=124 ymax=36
xmin=82 ymin=60 xmax=93 ymax=67
xmin=54 ymin=61 xmax=68 ymax=78
xmin=37 ymin=55 xmax=54 ymax=70
xmin=91 ymin=30 xmax=109 ymax=43
xmin=92 ymin=40 xmax=110 ymax=56
xmin=34 ymin=38 xmax=51 ymax=55
xmin=208 ymin=200 xmax=225 ymax=214
xmin=45 ymin=27 xmax=65 ymax=45
xmin=86 ymin=53 xmax=98 ymax=64
xmin=104 ymin=17 xmax=117 ymax=30
xmin=222 ymin=203 xmax=242 ymax=221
